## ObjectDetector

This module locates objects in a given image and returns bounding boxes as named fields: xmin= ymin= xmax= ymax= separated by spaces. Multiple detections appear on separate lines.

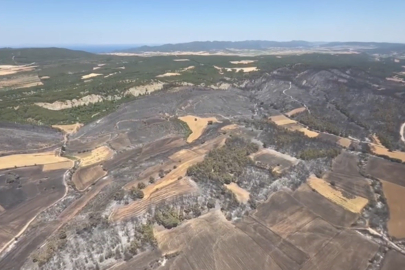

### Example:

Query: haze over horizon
xmin=1 ymin=0 xmax=405 ymax=47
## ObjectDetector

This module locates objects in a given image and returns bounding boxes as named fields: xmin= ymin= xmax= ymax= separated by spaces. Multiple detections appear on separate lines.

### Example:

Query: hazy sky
xmin=1 ymin=0 xmax=405 ymax=46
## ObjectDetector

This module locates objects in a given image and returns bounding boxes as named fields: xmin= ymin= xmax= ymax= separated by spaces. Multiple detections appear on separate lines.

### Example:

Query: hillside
xmin=0 ymin=47 xmax=96 ymax=65
xmin=122 ymin=40 xmax=313 ymax=52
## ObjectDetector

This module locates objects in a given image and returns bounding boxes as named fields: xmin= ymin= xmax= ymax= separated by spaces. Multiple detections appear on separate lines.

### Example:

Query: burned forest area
xmin=1 ymin=51 xmax=405 ymax=270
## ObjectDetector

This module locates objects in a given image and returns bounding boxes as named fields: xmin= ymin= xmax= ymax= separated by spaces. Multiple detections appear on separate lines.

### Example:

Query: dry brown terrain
xmin=111 ymin=135 xmax=226 ymax=221
xmin=178 ymin=115 xmax=220 ymax=143
xmin=307 ymin=175 xmax=368 ymax=213
xmin=366 ymin=157 xmax=405 ymax=187
xmin=0 ymin=65 xmax=36 ymax=76
xmin=381 ymin=180 xmax=405 ymax=239
xmin=52 ymin=123 xmax=83 ymax=134
xmin=153 ymin=188 xmax=377 ymax=270
xmin=156 ymin=72 xmax=181 ymax=77
xmin=0 ymin=151 xmax=73 ymax=170
xmin=230 ymin=60 xmax=257 ymax=64
xmin=0 ymin=167 xmax=66 ymax=253
xmin=72 ymin=164 xmax=107 ymax=191
xmin=324 ymin=152 xmax=374 ymax=200
xmin=74 ymin=146 xmax=113 ymax=167
xmin=381 ymin=250 xmax=405 ymax=270
xmin=285 ymin=107 xmax=306 ymax=117
xmin=225 ymin=183 xmax=250 ymax=203
xmin=42 ymin=161 xmax=74 ymax=171
xmin=251 ymin=148 xmax=298 ymax=174
xmin=269 ymin=114 xmax=320 ymax=138
xmin=81 ymin=73 xmax=102 ymax=79
xmin=0 ymin=74 xmax=43 ymax=89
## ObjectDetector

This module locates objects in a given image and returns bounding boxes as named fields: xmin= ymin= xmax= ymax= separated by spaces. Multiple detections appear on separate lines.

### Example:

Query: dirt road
xmin=282 ymin=82 xmax=311 ymax=114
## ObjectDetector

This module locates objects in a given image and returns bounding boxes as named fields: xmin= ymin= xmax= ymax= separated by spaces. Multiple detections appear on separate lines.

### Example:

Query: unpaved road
xmin=282 ymin=82 xmax=311 ymax=114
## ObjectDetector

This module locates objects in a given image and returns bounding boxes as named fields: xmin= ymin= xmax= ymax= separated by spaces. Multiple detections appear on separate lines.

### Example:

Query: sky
xmin=1 ymin=0 xmax=405 ymax=47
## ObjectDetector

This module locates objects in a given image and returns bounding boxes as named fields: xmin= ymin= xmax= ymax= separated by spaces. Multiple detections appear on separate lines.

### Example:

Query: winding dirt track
xmin=400 ymin=123 xmax=405 ymax=142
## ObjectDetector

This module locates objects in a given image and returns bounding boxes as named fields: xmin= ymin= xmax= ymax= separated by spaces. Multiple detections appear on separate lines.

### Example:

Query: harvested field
xmin=156 ymin=72 xmax=180 ymax=77
xmin=52 ymin=123 xmax=83 ymax=134
xmin=285 ymin=107 xmax=306 ymax=117
xmin=75 ymin=146 xmax=113 ymax=167
xmin=0 ymin=151 xmax=73 ymax=170
xmin=307 ymin=175 xmax=368 ymax=213
xmin=381 ymin=250 xmax=405 ymax=270
xmin=369 ymin=144 xmax=405 ymax=162
xmin=0 ymin=65 xmax=36 ymax=76
xmin=42 ymin=161 xmax=73 ymax=171
xmin=178 ymin=115 xmax=220 ymax=143
xmin=324 ymin=152 xmax=374 ymax=200
xmin=0 ymin=74 xmax=43 ymax=89
xmin=225 ymin=183 xmax=250 ymax=203
xmin=366 ymin=157 xmax=405 ymax=187
xmin=337 ymin=137 xmax=352 ymax=148
xmin=72 ymin=164 xmax=107 ymax=191
xmin=81 ymin=73 xmax=101 ymax=79
xmin=269 ymin=114 xmax=297 ymax=126
xmin=293 ymin=184 xmax=358 ymax=227
xmin=300 ymin=230 xmax=378 ymax=270
xmin=270 ymin=115 xmax=320 ymax=138
xmin=381 ymin=180 xmax=405 ymax=239
xmin=155 ymin=195 xmax=377 ymax=270
xmin=251 ymin=148 xmax=298 ymax=173
xmin=230 ymin=60 xmax=257 ymax=64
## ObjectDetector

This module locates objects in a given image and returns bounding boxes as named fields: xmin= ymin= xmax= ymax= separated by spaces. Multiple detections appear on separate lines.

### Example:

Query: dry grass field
xmin=42 ymin=161 xmax=73 ymax=171
xmin=269 ymin=114 xmax=297 ymax=125
xmin=381 ymin=180 xmax=405 ymax=239
xmin=307 ymin=175 xmax=369 ymax=213
xmin=369 ymin=144 xmax=405 ymax=162
xmin=72 ymin=164 xmax=107 ymax=191
xmin=74 ymin=146 xmax=113 ymax=167
xmin=337 ymin=137 xmax=352 ymax=148
xmin=225 ymin=183 xmax=250 ymax=203
xmin=178 ymin=115 xmax=220 ymax=143
xmin=285 ymin=107 xmax=306 ymax=117
xmin=0 ymin=74 xmax=43 ymax=89
xmin=269 ymin=114 xmax=320 ymax=138
xmin=52 ymin=123 xmax=83 ymax=134
xmin=0 ymin=65 xmax=36 ymax=76
xmin=0 ymin=151 xmax=73 ymax=170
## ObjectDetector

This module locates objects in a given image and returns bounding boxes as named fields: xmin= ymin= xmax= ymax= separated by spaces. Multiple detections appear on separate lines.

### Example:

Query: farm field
xmin=0 ymin=151 xmax=73 ymax=170
xmin=380 ymin=180 xmax=405 ymax=239
xmin=178 ymin=115 xmax=220 ymax=143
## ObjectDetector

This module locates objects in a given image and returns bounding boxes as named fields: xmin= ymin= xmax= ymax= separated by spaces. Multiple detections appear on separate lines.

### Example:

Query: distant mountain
xmin=121 ymin=40 xmax=313 ymax=53
xmin=0 ymin=47 xmax=96 ymax=65
xmin=322 ymin=42 xmax=405 ymax=54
